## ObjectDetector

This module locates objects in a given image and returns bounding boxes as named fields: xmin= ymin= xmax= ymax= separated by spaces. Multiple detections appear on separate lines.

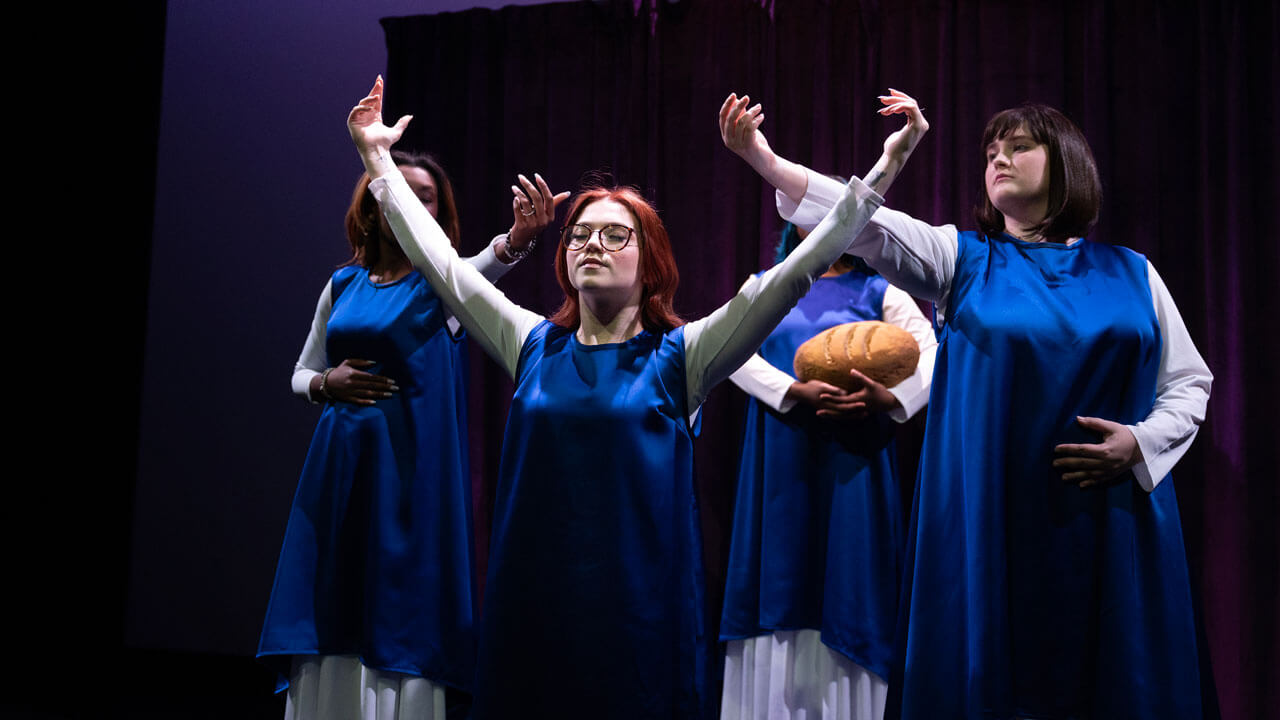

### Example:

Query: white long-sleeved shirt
xmin=779 ymin=168 xmax=1212 ymax=491
xmin=291 ymin=236 xmax=516 ymax=401
xmin=727 ymin=283 xmax=937 ymax=423
xmin=369 ymin=169 xmax=885 ymax=417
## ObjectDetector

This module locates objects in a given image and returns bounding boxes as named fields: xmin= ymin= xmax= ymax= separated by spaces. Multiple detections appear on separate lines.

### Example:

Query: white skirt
xmin=283 ymin=655 xmax=447 ymax=720
xmin=721 ymin=630 xmax=887 ymax=720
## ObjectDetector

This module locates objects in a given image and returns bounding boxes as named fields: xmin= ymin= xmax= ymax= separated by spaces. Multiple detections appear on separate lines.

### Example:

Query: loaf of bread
xmin=793 ymin=320 xmax=920 ymax=390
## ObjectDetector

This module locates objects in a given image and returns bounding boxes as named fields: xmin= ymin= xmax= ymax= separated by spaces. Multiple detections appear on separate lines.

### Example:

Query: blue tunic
xmin=720 ymin=271 xmax=904 ymax=681
xmin=258 ymin=266 xmax=477 ymax=692
xmin=888 ymin=233 xmax=1201 ymax=719
xmin=471 ymin=321 xmax=713 ymax=720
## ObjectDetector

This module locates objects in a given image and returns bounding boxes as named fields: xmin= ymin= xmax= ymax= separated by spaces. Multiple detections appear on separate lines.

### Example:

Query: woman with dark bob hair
xmin=346 ymin=76 xmax=928 ymax=719
xmin=725 ymin=97 xmax=1212 ymax=718
xmin=257 ymin=146 xmax=560 ymax=719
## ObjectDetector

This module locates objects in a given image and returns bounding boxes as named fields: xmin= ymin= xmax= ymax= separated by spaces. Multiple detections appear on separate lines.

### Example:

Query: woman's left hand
xmin=508 ymin=172 xmax=571 ymax=251
xmin=1053 ymin=416 xmax=1143 ymax=488
xmin=877 ymin=89 xmax=929 ymax=163
xmin=347 ymin=75 xmax=413 ymax=163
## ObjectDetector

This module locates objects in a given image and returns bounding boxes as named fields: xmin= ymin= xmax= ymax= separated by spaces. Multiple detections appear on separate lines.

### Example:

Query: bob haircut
xmin=974 ymin=103 xmax=1102 ymax=244
xmin=344 ymin=150 xmax=462 ymax=268
xmin=549 ymin=186 xmax=684 ymax=333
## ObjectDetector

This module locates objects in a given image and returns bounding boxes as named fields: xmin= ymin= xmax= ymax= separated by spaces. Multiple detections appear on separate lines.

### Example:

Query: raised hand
xmin=719 ymin=93 xmax=772 ymax=164
xmin=319 ymin=358 xmax=399 ymax=406
xmin=508 ymin=172 xmax=571 ymax=253
xmin=877 ymin=88 xmax=929 ymax=163
xmin=1053 ymin=416 xmax=1143 ymax=488
xmin=347 ymin=76 xmax=413 ymax=167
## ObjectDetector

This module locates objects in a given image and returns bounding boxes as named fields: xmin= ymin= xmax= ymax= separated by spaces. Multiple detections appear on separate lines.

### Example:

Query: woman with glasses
xmin=257 ymin=148 xmax=560 ymax=720
xmin=724 ymin=96 xmax=1212 ymax=718
xmin=345 ymin=76 xmax=927 ymax=719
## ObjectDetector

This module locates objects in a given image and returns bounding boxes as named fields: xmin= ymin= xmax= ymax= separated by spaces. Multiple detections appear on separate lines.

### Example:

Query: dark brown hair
xmin=549 ymin=187 xmax=684 ymax=333
xmin=974 ymin=104 xmax=1101 ymax=243
xmin=343 ymin=150 xmax=462 ymax=268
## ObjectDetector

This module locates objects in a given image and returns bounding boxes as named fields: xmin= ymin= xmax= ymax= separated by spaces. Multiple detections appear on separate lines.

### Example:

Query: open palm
xmin=348 ymin=75 xmax=413 ymax=158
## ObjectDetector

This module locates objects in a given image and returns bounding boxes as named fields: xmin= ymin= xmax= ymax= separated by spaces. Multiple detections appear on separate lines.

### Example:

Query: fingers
xmin=517 ymin=174 xmax=543 ymax=207
xmin=346 ymin=359 xmax=377 ymax=368
xmin=817 ymin=403 xmax=868 ymax=419
xmin=845 ymin=367 xmax=875 ymax=390
xmin=1053 ymin=442 xmax=1108 ymax=459
xmin=719 ymin=93 xmax=738 ymax=135
xmin=534 ymin=173 xmax=554 ymax=206
xmin=877 ymin=89 xmax=927 ymax=131
xmin=816 ymin=393 xmax=867 ymax=412
xmin=1064 ymin=469 xmax=1112 ymax=485
xmin=720 ymin=93 xmax=756 ymax=147
xmin=390 ymin=114 xmax=413 ymax=134
xmin=511 ymin=184 xmax=532 ymax=215
xmin=733 ymin=103 xmax=763 ymax=145
xmin=1075 ymin=415 xmax=1120 ymax=433
xmin=551 ymin=190 xmax=572 ymax=208
xmin=1052 ymin=455 xmax=1108 ymax=471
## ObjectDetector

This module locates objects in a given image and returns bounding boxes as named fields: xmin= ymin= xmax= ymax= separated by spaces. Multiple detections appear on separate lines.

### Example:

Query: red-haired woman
xmin=729 ymin=95 xmax=1212 ymax=718
xmin=257 ymin=148 xmax=560 ymax=720
xmin=346 ymin=76 xmax=927 ymax=719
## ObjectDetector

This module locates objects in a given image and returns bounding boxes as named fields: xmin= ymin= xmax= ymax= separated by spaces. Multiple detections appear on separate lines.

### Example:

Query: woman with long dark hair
xmin=345 ymin=76 xmax=928 ymax=719
xmin=726 ymin=94 xmax=1212 ymax=719
xmin=258 ymin=148 xmax=562 ymax=719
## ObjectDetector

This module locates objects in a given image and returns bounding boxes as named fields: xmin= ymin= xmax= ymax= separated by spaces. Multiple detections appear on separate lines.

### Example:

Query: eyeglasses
xmin=561 ymin=224 xmax=636 ymax=252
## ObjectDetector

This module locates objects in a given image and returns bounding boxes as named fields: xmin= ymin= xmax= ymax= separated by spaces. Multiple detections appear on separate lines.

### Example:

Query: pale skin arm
xmin=719 ymin=89 xmax=929 ymax=203
xmin=686 ymin=91 xmax=927 ymax=410
xmin=348 ymin=76 xmax=555 ymax=376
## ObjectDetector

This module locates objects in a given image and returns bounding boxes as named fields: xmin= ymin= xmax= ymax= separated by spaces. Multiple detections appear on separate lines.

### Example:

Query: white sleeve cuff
xmin=728 ymin=353 xmax=798 ymax=413
xmin=776 ymin=168 xmax=849 ymax=231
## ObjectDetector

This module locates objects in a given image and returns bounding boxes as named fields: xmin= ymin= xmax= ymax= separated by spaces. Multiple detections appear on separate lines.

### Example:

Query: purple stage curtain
xmin=382 ymin=2 xmax=1277 ymax=718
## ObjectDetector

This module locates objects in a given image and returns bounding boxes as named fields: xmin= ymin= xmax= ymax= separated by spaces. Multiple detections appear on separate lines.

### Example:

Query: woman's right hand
xmin=719 ymin=93 xmax=773 ymax=165
xmin=348 ymin=76 xmax=413 ymax=171
xmin=316 ymin=358 xmax=398 ymax=406
xmin=786 ymin=379 xmax=862 ymax=418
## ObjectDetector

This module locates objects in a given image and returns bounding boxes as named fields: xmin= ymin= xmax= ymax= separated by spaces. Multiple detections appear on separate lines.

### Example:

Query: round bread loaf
xmin=793 ymin=320 xmax=920 ymax=390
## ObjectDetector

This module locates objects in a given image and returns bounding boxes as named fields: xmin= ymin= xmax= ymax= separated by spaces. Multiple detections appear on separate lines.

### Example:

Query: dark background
xmin=16 ymin=1 xmax=1276 ymax=718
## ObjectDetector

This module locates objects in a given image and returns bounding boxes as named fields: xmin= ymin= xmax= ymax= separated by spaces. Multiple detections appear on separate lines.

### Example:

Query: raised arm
xmin=348 ymin=77 xmax=553 ymax=376
xmin=728 ymin=90 xmax=960 ymax=309
xmin=685 ymin=92 xmax=928 ymax=410
xmin=720 ymin=94 xmax=809 ymax=206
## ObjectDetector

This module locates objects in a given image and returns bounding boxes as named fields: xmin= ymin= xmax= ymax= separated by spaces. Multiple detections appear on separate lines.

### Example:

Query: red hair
xmin=549 ymin=187 xmax=684 ymax=333
xmin=343 ymin=150 xmax=462 ymax=268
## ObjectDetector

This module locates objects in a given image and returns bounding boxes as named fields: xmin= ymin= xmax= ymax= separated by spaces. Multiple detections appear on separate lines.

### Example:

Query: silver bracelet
xmin=503 ymin=233 xmax=536 ymax=262
xmin=318 ymin=368 xmax=334 ymax=400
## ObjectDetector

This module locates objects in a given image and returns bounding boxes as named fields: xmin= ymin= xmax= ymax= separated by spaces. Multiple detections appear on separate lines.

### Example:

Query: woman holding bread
xmin=717 ymin=213 xmax=937 ymax=718
xmin=723 ymin=93 xmax=1212 ymax=719
xmin=346 ymin=77 xmax=927 ymax=719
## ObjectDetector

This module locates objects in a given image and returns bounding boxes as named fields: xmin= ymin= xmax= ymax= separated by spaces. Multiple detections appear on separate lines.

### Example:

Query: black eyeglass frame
xmin=560 ymin=224 xmax=637 ymax=252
